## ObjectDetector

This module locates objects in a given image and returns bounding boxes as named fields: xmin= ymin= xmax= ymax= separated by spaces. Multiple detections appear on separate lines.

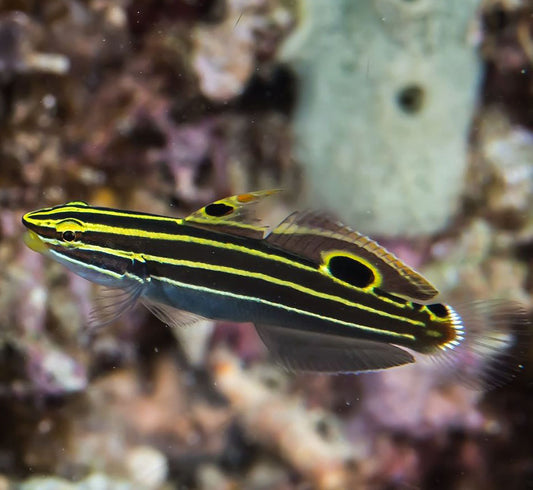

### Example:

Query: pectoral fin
xmin=255 ymin=324 xmax=415 ymax=373
xmin=88 ymin=281 xmax=146 ymax=329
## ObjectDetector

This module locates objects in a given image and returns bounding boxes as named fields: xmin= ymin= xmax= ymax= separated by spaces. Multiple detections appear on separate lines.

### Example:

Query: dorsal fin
xmin=266 ymin=211 xmax=438 ymax=301
xmin=184 ymin=189 xmax=281 ymax=239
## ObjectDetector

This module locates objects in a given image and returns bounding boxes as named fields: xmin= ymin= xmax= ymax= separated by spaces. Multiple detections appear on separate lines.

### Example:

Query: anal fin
xmin=255 ymin=324 xmax=415 ymax=373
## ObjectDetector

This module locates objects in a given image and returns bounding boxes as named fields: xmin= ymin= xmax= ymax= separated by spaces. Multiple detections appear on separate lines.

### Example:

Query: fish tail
xmin=431 ymin=300 xmax=530 ymax=389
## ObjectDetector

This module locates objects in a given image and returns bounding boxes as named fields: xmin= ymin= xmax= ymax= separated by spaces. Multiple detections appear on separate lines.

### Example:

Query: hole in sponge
xmin=396 ymin=84 xmax=425 ymax=114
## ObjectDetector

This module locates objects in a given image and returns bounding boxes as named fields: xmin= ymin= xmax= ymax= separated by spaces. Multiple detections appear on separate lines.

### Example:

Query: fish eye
xmin=56 ymin=219 xmax=85 ymax=243
xmin=62 ymin=230 xmax=77 ymax=242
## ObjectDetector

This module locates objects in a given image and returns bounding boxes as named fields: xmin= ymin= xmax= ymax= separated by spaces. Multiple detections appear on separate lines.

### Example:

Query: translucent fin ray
xmin=88 ymin=281 xmax=146 ymax=330
xmin=141 ymin=299 xmax=207 ymax=329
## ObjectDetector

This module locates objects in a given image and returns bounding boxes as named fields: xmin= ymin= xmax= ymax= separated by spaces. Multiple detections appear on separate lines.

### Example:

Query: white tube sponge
xmin=282 ymin=0 xmax=482 ymax=236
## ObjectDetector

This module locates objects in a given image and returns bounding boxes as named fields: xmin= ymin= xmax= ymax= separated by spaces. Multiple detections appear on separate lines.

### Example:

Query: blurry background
xmin=0 ymin=0 xmax=532 ymax=489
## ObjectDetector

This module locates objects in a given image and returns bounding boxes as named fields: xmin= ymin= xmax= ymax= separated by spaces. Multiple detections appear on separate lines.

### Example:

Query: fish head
xmin=21 ymin=201 xmax=124 ymax=286
xmin=22 ymin=201 xmax=89 ymax=255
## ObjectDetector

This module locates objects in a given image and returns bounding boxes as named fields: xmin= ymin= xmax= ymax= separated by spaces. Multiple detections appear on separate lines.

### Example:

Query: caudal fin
xmin=433 ymin=300 xmax=530 ymax=390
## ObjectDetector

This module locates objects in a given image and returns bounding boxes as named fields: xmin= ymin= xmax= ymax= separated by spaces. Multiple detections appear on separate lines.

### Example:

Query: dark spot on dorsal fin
xmin=327 ymin=255 xmax=375 ymax=288
xmin=205 ymin=202 xmax=234 ymax=217
xmin=268 ymin=210 xmax=439 ymax=301
xmin=427 ymin=303 xmax=449 ymax=318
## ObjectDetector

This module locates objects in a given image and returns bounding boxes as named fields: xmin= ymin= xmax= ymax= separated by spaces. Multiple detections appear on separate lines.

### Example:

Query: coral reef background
xmin=0 ymin=1 xmax=532 ymax=489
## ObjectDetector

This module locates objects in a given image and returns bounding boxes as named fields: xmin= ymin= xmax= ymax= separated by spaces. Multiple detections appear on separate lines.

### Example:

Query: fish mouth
xmin=23 ymin=230 xmax=49 ymax=254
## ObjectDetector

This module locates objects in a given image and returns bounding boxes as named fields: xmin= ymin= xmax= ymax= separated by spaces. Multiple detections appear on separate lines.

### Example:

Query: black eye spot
xmin=205 ymin=203 xmax=234 ymax=217
xmin=328 ymin=255 xmax=375 ymax=288
xmin=427 ymin=303 xmax=448 ymax=318
xmin=62 ymin=230 xmax=76 ymax=242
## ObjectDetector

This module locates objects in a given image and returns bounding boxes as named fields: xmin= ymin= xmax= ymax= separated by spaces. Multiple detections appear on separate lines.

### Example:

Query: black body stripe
xmin=147 ymin=260 xmax=425 ymax=343
xmin=77 ymin=230 xmax=422 ymax=324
